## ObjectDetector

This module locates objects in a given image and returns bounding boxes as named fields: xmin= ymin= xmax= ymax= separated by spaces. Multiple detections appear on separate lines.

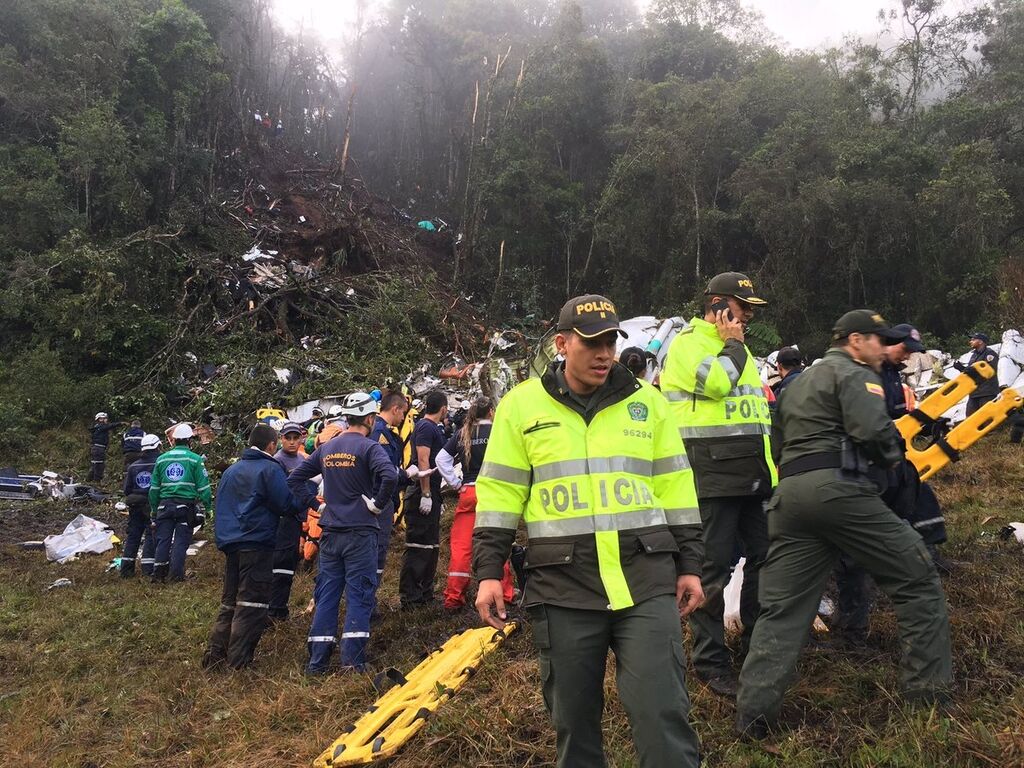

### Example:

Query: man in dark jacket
xmin=88 ymin=412 xmax=124 ymax=482
xmin=122 ymin=420 xmax=145 ymax=467
xmin=120 ymin=433 xmax=161 ymax=578
xmin=288 ymin=392 xmax=398 ymax=674
xmin=955 ymin=332 xmax=999 ymax=416
xmin=202 ymin=424 xmax=303 ymax=670
xmin=368 ymin=393 xmax=432 ymax=591
xmin=268 ymin=420 xmax=310 ymax=621
xmin=772 ymin=347 xmax=803 ymax=398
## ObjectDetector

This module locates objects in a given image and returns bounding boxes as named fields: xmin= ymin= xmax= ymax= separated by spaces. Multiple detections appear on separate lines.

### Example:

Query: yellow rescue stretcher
xmin=313 ymin=621 xmax=519 ymax=767
xmin=896 ymin=361 xmax=995 ymax=442
xmin=903 ymin=388 xmax=1023 ymax=480
xmin=895 ymin=361 xmax=1023 ymax=480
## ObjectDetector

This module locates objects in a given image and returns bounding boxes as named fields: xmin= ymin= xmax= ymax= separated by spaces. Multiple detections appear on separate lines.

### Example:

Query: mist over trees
xmin=345 ymin=0 xmax=1024 ymax=347
xmin=1 ymin=0 xmax=1023 ymax=435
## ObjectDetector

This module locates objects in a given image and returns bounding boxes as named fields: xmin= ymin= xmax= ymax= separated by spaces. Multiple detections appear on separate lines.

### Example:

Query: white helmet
xmin=141 ymin=433 xmax=161 ymax=451
xmin=95 ymin=412 xmax=108 ymax=420
xmin=171 ymin=423 xmax=194 ymax=439
xmin=339 ymin=392 xmax=379 ymax=418
xmin=327 ymin=404 xmax=345 ymax=417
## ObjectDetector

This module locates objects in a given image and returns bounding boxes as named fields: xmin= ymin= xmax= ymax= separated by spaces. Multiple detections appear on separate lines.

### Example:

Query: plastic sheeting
xmin=44 ymin=514 xmax=115 ymax=564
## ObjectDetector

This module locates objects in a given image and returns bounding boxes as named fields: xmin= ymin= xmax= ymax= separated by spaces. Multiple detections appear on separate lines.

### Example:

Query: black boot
xmin=120 ymin=560 xmax=136 ymax=578
xmin=151 ymin=564 xmax=169 ymax=583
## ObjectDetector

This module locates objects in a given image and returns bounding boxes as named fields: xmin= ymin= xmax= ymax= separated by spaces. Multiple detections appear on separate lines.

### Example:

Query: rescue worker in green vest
xmin=735 ymin=310 xmax=952 ymax=739
xmin=148 ymin=423 xmax=213 ymax=582
xmin=474 ymin=294 xmax=705 ymax=768
xmin=660 ymin=271 xmax=776 ymax=697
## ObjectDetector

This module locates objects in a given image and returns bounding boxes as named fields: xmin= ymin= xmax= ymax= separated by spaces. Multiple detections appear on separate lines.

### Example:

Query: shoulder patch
xmin=378 ymin=435 xmax=389 ymax=445
xmin=865 ymin=382 xmax=884 ymax=397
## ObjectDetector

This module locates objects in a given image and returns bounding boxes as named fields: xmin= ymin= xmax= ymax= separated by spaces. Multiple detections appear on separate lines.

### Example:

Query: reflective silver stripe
xmin=678 ymin=423 xmax=770 ymax=439
xmin=665 ymin=384 xmax=762 ymax=402
xmin=534 ymin=456 xmax=655 ymax=483
xmin=694 ymin=356 xmax=715 ymax=395
xmin=719 ymin=356 xmax=741 ymax=386
xmin=447 ymin=571 xmax=471 ymax=578
xmin=272 ymin=569 xmax=295 ymax=576
xmin=652 ymin=454 xmax=690 ymax=474
xmin=526 ymin=508 xmax=667 ymax=538
xmin=341 ymin=632 xmax=370 ymax=639
xmin=913 ymin=517 xmax=944 ymax=528
xmin=140 ymin=559 xmax=154 ymax=563
xmin=479 ymin=461 xmax=531 ymax=486
xmin=220 ymin=603 xmax=235 ymax=610
xmin=533 ymin=459 xmax=588 ymax=482
xmin=405 ymin=542 xmax=439 ymax=549
xmin=475 ymin=511 xmax=521 ymax=529
xmin=155 ymin=561 xmax=169 ymax=566
xmin=376 ymin=569 xmax=384 ymax=575
xmin=308 ymin=635 xmax=336 ymax=643
xmin=664 ymin=507 xmax=702 ymax=526
xmin=237 ymin=601 xmax=269 ymax=609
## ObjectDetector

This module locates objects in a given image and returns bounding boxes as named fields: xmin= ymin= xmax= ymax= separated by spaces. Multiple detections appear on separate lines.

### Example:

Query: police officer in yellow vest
xmin=473 ymin=295 xmax=704 ymax=768
xmin=660 ymin=272 xmax=777 ymax=697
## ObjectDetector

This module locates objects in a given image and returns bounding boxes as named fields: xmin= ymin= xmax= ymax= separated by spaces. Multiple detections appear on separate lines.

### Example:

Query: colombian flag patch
xmin=865 ymin=382 xmax=884 ymax=397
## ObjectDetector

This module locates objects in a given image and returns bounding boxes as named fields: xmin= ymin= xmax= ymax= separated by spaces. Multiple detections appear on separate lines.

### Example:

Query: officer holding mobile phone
xmin=660 ymin=272 xmax=776 ymax=698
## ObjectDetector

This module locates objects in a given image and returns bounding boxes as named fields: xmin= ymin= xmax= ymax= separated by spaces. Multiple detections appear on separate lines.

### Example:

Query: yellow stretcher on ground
xmin=895 ymin=361 xmax=1023 ymax=480
xmin=313 ymin=621 xmax=519 ymax=767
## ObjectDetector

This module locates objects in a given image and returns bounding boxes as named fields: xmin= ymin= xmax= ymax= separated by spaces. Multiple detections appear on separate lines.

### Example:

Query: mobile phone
xmin=710 ymin=297 xmax=734 ymax=322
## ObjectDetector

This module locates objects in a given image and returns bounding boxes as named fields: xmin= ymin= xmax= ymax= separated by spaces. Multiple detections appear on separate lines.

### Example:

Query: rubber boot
xmin=120 ymin=560 xmax=136 ymax=578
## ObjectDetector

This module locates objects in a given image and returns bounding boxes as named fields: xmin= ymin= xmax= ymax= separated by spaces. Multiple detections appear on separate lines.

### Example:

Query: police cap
xmin=557 ymin=295 xmax=628 ymax=339
xmin=704 ymin=272 xmax=767 ymax=305
xmin=832 ymin=310 xmax=904 ymax=345
xmin=891 ymin=323 xmax=925 ymax=353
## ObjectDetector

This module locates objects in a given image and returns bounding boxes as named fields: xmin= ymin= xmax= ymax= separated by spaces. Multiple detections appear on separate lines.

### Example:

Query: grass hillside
xmin=1 ymin=441 xmax=1023 ymax=767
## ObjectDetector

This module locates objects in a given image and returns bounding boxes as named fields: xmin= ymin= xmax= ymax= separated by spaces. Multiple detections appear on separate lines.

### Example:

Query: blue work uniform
xmin=268 ymin=448 xmax=309 ymax=620
xmin=289 ymin=432 xmax=398 ymax=672
xmin=120 ymin=449 xmax=159 ymax=576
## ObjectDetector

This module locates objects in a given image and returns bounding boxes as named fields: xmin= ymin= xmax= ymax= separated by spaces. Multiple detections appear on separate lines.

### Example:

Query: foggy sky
xmin=272 ymin=0 xmax=893 ymax=50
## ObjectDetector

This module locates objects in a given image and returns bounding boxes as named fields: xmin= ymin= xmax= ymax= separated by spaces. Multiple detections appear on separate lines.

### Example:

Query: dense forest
xmin=2 ymin=0 xmax=1024 ymax=448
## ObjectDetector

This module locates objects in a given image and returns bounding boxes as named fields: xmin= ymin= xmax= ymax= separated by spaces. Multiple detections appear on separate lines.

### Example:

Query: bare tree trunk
xmin=692 ymin=172 xmax=701 ymax=281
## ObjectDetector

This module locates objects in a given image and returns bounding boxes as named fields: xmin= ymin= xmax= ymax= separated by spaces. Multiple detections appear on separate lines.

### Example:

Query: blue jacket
xmin=288 ymin=431 xmax=398 ymax=531
xmin=214 ymin=448 xmax=303 ymax=551
xmin=880 ymin=362 xmax=909 ymax=420
xmin=122 ymin=427 xmax=144 ymax=454
xmin=123 ymin=449 xmax=159 ymax=505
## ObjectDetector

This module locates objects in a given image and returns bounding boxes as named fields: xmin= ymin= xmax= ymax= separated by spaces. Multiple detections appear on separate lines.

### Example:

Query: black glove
xmin=193 ymin=509 xmax=206 ymax=528
xmin=953 ymin=361 xmax=966 ymax=372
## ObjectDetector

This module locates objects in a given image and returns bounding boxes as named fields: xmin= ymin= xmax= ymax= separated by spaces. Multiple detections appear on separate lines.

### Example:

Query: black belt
xmin=779 ymin=452 xmax=842 ymax=479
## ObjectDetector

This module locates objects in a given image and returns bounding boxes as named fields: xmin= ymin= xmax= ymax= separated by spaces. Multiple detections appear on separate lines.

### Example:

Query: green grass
xmin=2 ymin=441 xmax=1024 ymax=766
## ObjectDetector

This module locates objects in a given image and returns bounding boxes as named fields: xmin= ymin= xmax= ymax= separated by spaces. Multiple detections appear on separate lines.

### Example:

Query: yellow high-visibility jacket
xmin=473 ymin=362 xmax=703 ymax=611
xmin=661 ymin=318 xmax=777 ymax=498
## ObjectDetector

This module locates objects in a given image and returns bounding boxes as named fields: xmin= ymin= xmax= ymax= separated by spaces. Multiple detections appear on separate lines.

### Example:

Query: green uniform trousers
xmin=528 ymin=594 xmax=700 ymax=768
xmin=689 ymin=495 xmax=769 ymax=677
xmin=737 ymin=469 xmax=952 ymax=722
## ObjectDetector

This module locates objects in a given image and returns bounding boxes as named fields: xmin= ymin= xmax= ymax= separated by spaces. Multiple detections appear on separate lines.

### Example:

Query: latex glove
xmin=362 ymin=495 xmax=383 ymax=515
xmin=405 ymin=465 xmax=436 ymax=481
xmin=418 ymin=495 xmax=433 ymax=514
xmin=317 ymin=501 xmax=327 ymax=514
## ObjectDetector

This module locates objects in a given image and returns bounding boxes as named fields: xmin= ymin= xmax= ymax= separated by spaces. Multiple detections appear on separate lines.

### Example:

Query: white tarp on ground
xmin=44 ymin=514 xmax=114 ymax=563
